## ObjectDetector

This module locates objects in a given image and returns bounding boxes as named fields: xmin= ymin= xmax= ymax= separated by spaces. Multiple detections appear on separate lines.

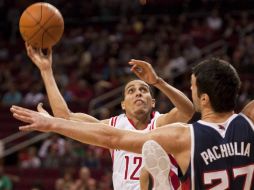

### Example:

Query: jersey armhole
xmin=239 ymin=113 xmax=254 ymax=131
xmin=109 ymin=116 xmax=118 ymax=127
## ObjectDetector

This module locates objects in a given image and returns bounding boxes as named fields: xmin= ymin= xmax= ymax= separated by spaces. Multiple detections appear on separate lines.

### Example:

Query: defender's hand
xmin=10 ymin=105 xmax=53 ymax=132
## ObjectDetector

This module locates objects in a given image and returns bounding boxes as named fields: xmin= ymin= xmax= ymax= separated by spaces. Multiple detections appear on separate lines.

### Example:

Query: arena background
xmin=0 ymin=0 xmax=254 ymax=189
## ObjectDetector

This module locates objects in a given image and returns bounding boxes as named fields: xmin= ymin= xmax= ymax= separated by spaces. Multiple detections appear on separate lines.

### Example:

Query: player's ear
xmin=121 ymin=101 xmax=125 ymax=110
xmin=152 ymin=98 xmax=155 ymax=108
xmin=201 ymin=94 xmax=209 ymax=106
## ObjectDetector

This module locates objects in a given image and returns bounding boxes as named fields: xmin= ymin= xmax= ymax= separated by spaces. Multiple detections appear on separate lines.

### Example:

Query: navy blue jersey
xmin=181 ymin=113 xmax=254 ymax=190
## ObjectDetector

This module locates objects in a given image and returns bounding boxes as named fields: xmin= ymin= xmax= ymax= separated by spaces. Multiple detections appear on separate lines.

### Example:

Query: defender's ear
xmin=201 ymin=93 xmax=210 ymax=106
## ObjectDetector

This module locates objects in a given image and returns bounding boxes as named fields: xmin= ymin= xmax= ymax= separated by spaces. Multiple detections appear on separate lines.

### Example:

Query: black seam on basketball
xmin=20 ymin=11 xmax=40 ymax=28
xmin=42 ymin=25 xmax=63 ymax=48
xmin=41 ymin=14 xmax=58 ymax=47
xmin=40 ymin=3 xmax=63 ymax=48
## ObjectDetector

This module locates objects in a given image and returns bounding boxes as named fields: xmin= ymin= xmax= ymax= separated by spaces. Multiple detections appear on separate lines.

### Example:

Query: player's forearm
xmin=40 ymin=70 xmax=101 ymax=123
xmin=50 ymin=118 xmax=146 ymax=153
xmin=140 ymin=167 xmax=150 ymax=190
xmin=40 ymin=69 xmax=70 ymax=119
xmin=154 ymin=78 xmax=194 ymax=118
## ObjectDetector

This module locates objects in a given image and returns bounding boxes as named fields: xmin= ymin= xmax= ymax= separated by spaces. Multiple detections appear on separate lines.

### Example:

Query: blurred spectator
xmin=0 ymin=165 xmax=12 ymax=190
xmin=39 ymin=135 xmax=66 ymax=168
xmin=207 ymin=9 xmax=223 ymax=31
xmin=59 ymin=140 xmax=80 ymax=168
xmin=23 ymin=83 xmax=45 ymax=106
xmin=182 ymin=38 xmax=201 ymax=62
xmin=1 ymin=83 xmax=22 ymax=106
xmin=97 ymin=170 xmax=113 ymax=190
xmin=67 ymin=79 xmax=94 ymax=106
xmin=38 ymin=134 xmax=66 ymax=159
xmin=19 ymin=146 xmax=41 ymax=169
xmin=55 ymin=168 xmax=75 ymax=190
xmin=82 ymin=148 xmax=100 ymax=169
xmin=71 ymin=166 xmax=94 ymax=190
xmin=43 ymin=143 xmax=61 ymax=168
xmin=87 ymin=178 xmax=97 ymax=190
xmin=163 ymin=48 xmax=187 ymax=80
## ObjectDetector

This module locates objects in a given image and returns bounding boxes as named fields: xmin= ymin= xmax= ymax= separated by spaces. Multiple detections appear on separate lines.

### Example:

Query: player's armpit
xmin=69 ymin=112 xmax=101 ymax=123
xmin=242 ymin=100 xmax=254 ymax=123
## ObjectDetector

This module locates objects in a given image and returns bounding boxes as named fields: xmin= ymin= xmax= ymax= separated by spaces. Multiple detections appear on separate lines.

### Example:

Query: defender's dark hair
xmin=192 ymin=58 xmax=241 ymax=112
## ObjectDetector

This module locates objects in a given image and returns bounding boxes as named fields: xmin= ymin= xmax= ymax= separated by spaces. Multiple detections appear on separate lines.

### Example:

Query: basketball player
xmin=24 ymin=43 xmax=194 ymax=190
xmin=11 ymin=58 xmax=254 ymax=189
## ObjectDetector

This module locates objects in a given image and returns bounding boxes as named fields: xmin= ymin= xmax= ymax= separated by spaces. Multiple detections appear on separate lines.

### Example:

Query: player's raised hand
xmin=10 ymin=105 xmax=53 ymax=132
xmin=129 ymin=59 xmax=159 ymax=85
xmin=25 ymin=42 xmax=52 ymax=71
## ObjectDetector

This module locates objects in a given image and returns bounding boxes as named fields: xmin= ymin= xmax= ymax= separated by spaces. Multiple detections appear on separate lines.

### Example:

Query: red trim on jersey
xmin=168 ymin=154 xmax=180 ymax=190
xmin=109 ymin=116 xmax=118 ymax=165
xmin=169 ymin=170 xmax=180 ymax=190
xmin=181 ymin=177 xmax=191 ymax=190
xmin=127 ymin=111 xmax=156 ymax=130
xmin=110 ymin=116 xmax=118 ymax=127
xmin=151 ymin=111 xmax=155 ymax=118
xmin=169 ymin=154 xmax=178 ymax=168
xmin=218 ymin=124 xmax=225 ymax=130
xmin=150 ymin=119 xmax=155 ymax=130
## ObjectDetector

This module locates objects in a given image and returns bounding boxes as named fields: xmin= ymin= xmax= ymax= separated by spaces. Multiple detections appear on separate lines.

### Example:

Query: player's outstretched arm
xmin=25 ymin=43 xmax=100 ymax=123
xmin=11 ymin=105 xmax=191 ymax=174
xmin=242 ymin=100 xmax=254 ymax=123
xmin=129 ymin=59 xmax=194 ymax=126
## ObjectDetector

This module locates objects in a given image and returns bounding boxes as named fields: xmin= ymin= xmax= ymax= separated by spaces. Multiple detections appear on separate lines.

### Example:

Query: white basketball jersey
xmin=109 ymin=112 xmax=160 ymax=190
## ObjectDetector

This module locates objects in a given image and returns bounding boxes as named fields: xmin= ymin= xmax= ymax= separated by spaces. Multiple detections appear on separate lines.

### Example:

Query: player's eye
xmin=128 ymin=89 xmax=134 ymax=94
xmin=140 ymin=87 xmax=148 ymax=93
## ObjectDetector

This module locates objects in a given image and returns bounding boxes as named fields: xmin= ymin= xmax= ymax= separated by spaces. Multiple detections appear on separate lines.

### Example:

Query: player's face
xmin=191 ymin=74 xmax=201 ymax=112
xmin=122 ymin=80 xmax=155 ymax=115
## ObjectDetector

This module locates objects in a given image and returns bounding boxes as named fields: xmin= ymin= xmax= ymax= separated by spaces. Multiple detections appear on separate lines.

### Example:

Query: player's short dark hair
xmin=192 ymin=58 xmax=241 ymax=112
xmin=122 ymin=79 xmax=154 ymax=99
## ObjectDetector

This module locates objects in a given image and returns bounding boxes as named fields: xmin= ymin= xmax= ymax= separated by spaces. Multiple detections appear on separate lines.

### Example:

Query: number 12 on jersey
xmin=124 ymin=156 xmax=142 ymax=180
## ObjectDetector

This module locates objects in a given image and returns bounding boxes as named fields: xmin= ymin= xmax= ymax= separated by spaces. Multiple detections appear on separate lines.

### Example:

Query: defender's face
xmin=122 ymin=80 xmax=155 ymax=115
xmin=191 ymin=74 xmax=201 ymax=112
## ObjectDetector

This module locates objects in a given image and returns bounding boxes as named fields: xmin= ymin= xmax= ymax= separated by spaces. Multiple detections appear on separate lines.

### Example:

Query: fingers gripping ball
xmin=19 ymin=2 xmax=64 ymax=49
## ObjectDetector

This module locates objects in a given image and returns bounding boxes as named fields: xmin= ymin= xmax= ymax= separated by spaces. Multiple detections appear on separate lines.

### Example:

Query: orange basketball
xmin=19 ymin=2 xmax=64 ymax=49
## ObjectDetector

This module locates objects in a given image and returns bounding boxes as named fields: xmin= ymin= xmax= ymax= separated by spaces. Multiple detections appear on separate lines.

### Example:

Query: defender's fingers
xmin=10 ymin=106 xmax=35 ymax=118
xmin=19 ymin=125 xmax=35 ymax=131
xmin=11 ymin=105 xmax=35 ymax=113
xmin=37 ymin=103 xmax=48 ymax=114
xmin=13 ymin=113 xmax=33 ymax=124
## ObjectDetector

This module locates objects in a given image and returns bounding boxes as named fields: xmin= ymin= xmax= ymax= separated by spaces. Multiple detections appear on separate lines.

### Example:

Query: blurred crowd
xmin=16 ymin=134 xmax=113 ymax=190
xmin=1 ymin=0 xmax=254 ymax=189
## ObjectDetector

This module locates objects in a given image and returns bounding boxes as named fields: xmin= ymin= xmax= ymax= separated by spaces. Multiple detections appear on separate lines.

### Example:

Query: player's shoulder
xmin=106 ymin=113 xmax=125 ymax=126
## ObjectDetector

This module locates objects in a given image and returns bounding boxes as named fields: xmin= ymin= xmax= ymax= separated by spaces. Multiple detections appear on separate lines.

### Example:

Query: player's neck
xmin=126 ymin=113 xmax=151 ymax=130
xmin=201 ymin=109 xmax=234 ymax=123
